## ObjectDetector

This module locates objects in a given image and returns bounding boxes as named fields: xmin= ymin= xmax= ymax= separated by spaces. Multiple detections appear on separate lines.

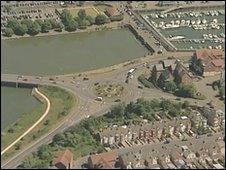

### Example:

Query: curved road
xmin=1 ymin=51 xmax=196 ymax=169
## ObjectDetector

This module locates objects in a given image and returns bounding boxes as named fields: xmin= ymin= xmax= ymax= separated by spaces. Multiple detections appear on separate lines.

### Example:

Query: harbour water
xmin=1 ymin=28 xmax=149 ymax=76
xmin=1 ymin=87 xmax=41 ymax=131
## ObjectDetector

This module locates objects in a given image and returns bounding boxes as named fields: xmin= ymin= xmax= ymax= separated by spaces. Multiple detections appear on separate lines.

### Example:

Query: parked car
xmin=83 ymin=77 xmax=89 ymax=81
xmin=138 ymin=85 xmax=143 ymax=89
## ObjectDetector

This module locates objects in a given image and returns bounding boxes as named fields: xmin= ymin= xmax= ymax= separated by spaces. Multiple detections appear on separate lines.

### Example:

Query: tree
xmin=48 ymin=18 xmax=58 ymax=29
xmin=7 ymin=19 xmax=20 ymax=31
xmin=168 ymin=107 xmax=180 ymax=117
xmin=14 ymin=24 xmax=28 ymax=36
xmin=60 ymin=9 xmax=73 ymax=27
xmin=78 ymin=9 xmax=86 ymax=20
xmin=55 ymin=21 xmax=64 ymax=31
xmin=65 ymin=20 xmax=78 ymax=32
xmin=86 ymin=15 xmax=95 ymax=25
xmin=21 ymin=19 xmax=33 ymax=30
xmin=109 ymin=103 xmax=125 ymax=119
xmin=4 ymin=28 xmax=14 ymax=37
xmin=95 ymin=14 xmax=108 ymax=25
xmin=41 ymin=20 xmax=52 ymax=33
xmin=176 ymin=84 xmax=196 ymax=98
xmin=165 ymin=81 xmax=177 ymax=92
xmin=28 ymin=21 xmax=41 ymax=35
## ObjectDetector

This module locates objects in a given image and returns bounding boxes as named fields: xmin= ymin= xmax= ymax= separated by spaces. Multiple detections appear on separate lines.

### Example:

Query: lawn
xmin=67 ymin=7 xmax=99 ymax=18
xmin=94 ymin=4 xmax=111 ymax=12
xmin=1 ymin=85 xmax=77 ymax=162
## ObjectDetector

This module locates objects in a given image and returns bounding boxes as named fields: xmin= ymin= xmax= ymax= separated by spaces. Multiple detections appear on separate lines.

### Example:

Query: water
xmin=1 ymin=87 xmax=41 ymax=131
xmin=1 ymin=28 xmax=149 ymax=76
xmin=146 ymin=8 xmax=225 ymax=50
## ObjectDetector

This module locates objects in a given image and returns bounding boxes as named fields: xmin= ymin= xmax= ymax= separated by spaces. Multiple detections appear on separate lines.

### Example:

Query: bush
xmin=95 ymin=14 xmax=108 ymax=25
xmin=4 ymin=28 xmax=14 ymax=37
xmin=138 ymin=75 xmax=154 ymax=88
xmin=109 ymin=14 xmax=124 ymax=22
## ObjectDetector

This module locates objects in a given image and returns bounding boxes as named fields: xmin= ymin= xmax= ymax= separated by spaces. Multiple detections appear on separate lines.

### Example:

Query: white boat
xmin=181 ymin=20 xmax=186 ymax=26
xmin=186 ymin=20 xmax=190 ymax=25
xmin=169 ymin=36 xmax=185 ymax=40
xmin=208 ymin=34 xmax=213 ymax=38
xmin=213 ymin=19 xmax=218 ymax=23
xmin=202 ymin=19 xmax=207 ymax=24
xmin=191 ymin=20 xmax=196 ymax=25
xmin=196 ymin=19 xmax=201 ymax=25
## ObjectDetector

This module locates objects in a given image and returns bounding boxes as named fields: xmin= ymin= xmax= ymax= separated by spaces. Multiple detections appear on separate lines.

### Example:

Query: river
xmin=1 ymin=87 xmax=41 ymax=131
xmin=1 ymin=28 xmax=149 ymax=76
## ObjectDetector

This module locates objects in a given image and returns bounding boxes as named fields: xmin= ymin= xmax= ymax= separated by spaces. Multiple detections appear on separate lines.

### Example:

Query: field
xmin=67 ymin=7 xmax=99 ymax=18
xmin=1 ymin=85 xmax=76 ymax=162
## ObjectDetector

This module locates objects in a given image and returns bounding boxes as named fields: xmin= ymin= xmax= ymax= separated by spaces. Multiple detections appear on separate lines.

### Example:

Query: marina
xmin=144 ymin=7 xmax=225 ymax=50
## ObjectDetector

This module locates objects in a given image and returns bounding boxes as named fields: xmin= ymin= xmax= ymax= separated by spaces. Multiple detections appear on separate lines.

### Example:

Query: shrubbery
xmin=138 ymin=75 xmax=154 ymax=88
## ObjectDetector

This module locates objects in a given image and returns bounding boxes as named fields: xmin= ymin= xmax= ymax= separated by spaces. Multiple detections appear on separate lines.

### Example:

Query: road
xmin=1 ymin=50 xmax=221 ymax=168
xmin=1 ymin=51 xmax=194 ymax=168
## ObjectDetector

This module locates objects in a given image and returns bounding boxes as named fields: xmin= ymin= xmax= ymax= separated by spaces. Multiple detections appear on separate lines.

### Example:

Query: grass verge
xmin=1 ymin=85 xmax=76 ymax=162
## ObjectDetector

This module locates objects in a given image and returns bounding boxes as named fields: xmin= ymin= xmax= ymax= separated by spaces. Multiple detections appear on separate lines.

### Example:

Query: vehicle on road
xmin=138 ymin=85 xmax=143 ymax=89
xmin=115 ymin=99 xmax=121 ymax=102
xmin=95 ymin=96 xmax=103 ymax=101
xmin=22 ymin=78 xmax=28 ymax=81
xmin=83 ymin=77 xmax=89 ymax=81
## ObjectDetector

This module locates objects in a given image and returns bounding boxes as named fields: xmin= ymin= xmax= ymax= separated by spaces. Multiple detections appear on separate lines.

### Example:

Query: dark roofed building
xmin=54 ymin=149 xmax=73 ymax=169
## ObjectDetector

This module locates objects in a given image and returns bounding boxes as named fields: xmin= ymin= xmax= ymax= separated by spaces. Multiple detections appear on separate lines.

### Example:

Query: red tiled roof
xmin=211 ymin=59 xmax=224 ymax=67
xmin=105 ymin=6 xmax=117 ymax=16
xmin=54 ymin=149 xmax=73 ymax=167
xmin=90 ymin=151 xmax=117 ymax=169
xmin=195 ymin=49 xmax=224 ymax=60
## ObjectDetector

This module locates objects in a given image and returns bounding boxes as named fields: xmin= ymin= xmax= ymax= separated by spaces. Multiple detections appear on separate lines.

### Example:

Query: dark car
xmin=83 ymin=77 xmax=89 ymax=81
xmin=115 ymin=99 xmax=121 ymax=102
xmin=138 ymin=85 xmax=143 ymax=89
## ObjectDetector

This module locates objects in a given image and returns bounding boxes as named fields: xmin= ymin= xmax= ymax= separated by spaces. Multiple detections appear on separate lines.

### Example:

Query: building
xmin=105 ymin=6 xmax=119 ymax=17
xmin=88 ymin=151 xmax=118 ymax=169
xmin=173 ymin=61 xmax=193 ymax=85
xmin=193 ymin=49 xmax=224 ymax=77
xmin=97 ymin=118 xmax=191 ymax=147
xmin=54 ymin=149 xmax=73 ymax=169
xmin=198 ymin=107 xmax=224 ymax=128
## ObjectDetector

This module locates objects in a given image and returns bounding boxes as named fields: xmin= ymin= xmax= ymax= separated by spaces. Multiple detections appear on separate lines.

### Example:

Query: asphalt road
xmin=0 ymin=52 xmax=211 ymax=169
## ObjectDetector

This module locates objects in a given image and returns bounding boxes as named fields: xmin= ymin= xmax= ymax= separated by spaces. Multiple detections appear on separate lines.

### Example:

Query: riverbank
xmin=1 ymin=85 xmax=77 ymax=162
xmin=1 ymin=20 xmax=123 ymax=41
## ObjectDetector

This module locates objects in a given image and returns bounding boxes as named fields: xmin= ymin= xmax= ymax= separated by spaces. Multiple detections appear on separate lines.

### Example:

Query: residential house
xmin=189 ymin=111 xmax=208 ymax=130
xmin=105 ymin=6 xmax=119 ymax=17
xmin=170 ymin=152 xmax=185 ymax=168
xmin=54 ymin=149 xmax=73 ymax=169
xmin=88 ymin=151 xmax=118 ymax=169
xmin=150 ymin=63 xmax=164 ymax=83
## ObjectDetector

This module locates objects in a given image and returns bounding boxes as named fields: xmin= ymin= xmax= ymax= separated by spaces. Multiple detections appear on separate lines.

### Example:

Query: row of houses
xmin=96 ymin=117 xmax=192 ymax=147
xmin=87 ymin=134 xmax=225 ymax=169
xmin=97 ymin=105 xmax=224 ymax=147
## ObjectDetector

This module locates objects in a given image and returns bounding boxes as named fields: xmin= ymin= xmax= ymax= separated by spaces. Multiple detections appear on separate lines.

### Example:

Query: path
xmin=1 ymin=88 xmax=51 ymax=155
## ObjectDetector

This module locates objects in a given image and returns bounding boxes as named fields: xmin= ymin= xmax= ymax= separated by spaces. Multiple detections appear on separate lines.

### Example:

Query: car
xmin=23 ymin=78 xmax=28 ymax=81
xmin=115 ymin=99 xmax=121 ymax=102
xmin=138 ymin=85 xmax=143 ymax=89
xmin=175 ymin=98 xmax=181 ymax=101
xmin=83 ymin=77 xmax=89 ymax=81
xmin=49 ymin=78 xmax=54 ymax=81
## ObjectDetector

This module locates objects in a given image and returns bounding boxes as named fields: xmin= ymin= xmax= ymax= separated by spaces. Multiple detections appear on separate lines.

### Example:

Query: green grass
xmin=94 ymin=4 xmax=110 ymax=12
xmin=93 ymin=83 xmax=124 ymax=98
xmin=68 ymin=7 xmax=99 ymax=18
xmin=1 ymin=85 xmax=76 ymax=162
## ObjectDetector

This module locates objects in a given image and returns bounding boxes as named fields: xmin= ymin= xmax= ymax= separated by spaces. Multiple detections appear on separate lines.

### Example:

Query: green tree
xmin=86 ymin=15 xmax=95 ymax=25
xmin=21 ymin=19 xmax=33 ymax=30
xmin=176 ymin=84 xmax=196 ymax=98
xmin=55 ymin=21 xmax=64 ymax=31
xmin=48 ymin=18 xmax=58 ymax=29
xmin=60 ymin=9 xmax=73 ymax=27
xmin=4 ymin=28 xmax=14 ymax=37
xmin=65 ymin=20 xmax=78 ymax=32
xmin=41 ymin=20 xmax=52 ymax=33
xmin=168 ymin=107 xmax=180 ymax=117
xmin=95 ymin=14 xmax=108 ymax=25
xmin=182 ymin=100 xmax=190 ymax=109
xmin=78 ymin=9 xmax=86 ymax=20
xmin=165 ymin=81 xmax=177 ymax=92
xmin=14 ymin=24 xmax=27 ymax=36
xmin=7 ymin=19 xmax=20 ymax=31
xmin=28 ymin=21 xmax=41 ymax=35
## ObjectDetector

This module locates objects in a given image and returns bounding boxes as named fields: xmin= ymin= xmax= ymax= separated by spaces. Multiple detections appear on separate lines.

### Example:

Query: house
xmin=199 ymin=107 xmax=224 ymax=128
xmin=189 ymin=111 xmax=207 ymax=130
xmin=173 ymin=61 xmax=193 ymax=85
xmin=150 ymin=64 xmax=164 ymax=83
xmin=170 ymin=152 xmax=185 ymax=168
xmin=193 ymin=49 xmax=224 ymax=77
xmin=54 ymin=149 xmax=73 ymax=169
xmin=105 ymin=6 xmax=119 ymax=17
xmin=88 ymin=151 xmax=118 ymax=169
